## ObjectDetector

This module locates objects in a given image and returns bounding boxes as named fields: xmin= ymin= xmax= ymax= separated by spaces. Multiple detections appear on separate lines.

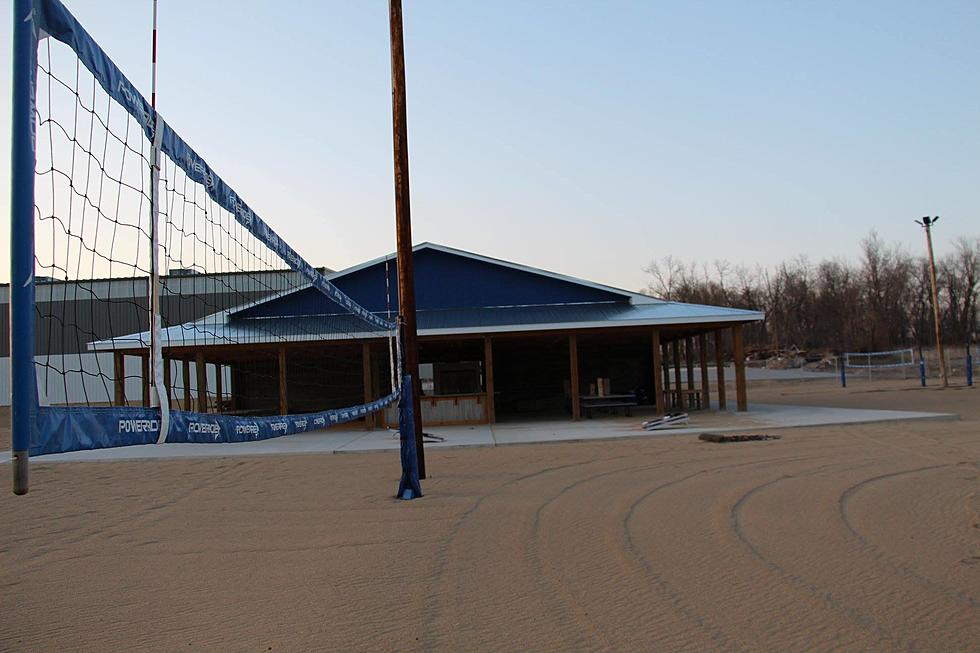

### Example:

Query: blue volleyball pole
xmin=397 ymin=374 xmax=422 ymax=500
xmin=919 ymin=358 xmax=927 ymax=387
xmin=966 ymin=346 xmax=973 ymax=387
xmin=839 ymin=357 xmax=846 ymax=388
xmin=10 ymin=0 xmax=38 ymax=495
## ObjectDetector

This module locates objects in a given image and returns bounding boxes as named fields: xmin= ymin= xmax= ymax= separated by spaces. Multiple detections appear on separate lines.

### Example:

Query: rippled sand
xmin=1 ymin=381 xmax=977 ymax=651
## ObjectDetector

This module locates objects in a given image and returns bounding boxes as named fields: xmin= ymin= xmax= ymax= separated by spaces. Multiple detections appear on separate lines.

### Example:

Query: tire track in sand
xmin=731 ymin=460 xmax=980 ymax=651
xmin=729 ymin=463 xmax=907 ymax=648
xmin=525 ymin=454 xmax=827 ymax=650
xmin=838 ymin=463 xmax=977 ymax=608
xmin=617 ymin=454 xmax=826 ymax=651
xmin=418 ymin=456 xmax=608 ymax=650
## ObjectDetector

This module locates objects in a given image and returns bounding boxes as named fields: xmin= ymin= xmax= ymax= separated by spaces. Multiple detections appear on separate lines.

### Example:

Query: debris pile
xmin=698 ymin=433 xmax=781 ymax=443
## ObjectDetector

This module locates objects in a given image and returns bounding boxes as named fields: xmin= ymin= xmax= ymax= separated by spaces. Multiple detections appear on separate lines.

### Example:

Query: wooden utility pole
xmin=389 ymin=0 xmax=425 ymax=478
xmin=917 ymin=216 xmax=948 ymax=387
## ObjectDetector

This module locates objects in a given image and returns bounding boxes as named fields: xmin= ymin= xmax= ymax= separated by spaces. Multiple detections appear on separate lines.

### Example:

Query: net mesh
xmin=843 ymin=349 xmax=915 ymax=369
xmin=841 ymin=348 xmax=916 ymax=383
xmin=34 ymin=35 xmax=153 ymax=406
xmin=26 ymin=15 xmax=396 ymax=452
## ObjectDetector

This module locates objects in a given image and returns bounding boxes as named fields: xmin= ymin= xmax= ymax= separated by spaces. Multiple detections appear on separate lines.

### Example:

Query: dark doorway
xmin=491 ymin=334 xmax=571 ymax=421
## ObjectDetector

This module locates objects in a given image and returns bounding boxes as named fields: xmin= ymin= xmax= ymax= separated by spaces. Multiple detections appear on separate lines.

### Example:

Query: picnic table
xmin=580 ymin=393 xmax=638 ymax=418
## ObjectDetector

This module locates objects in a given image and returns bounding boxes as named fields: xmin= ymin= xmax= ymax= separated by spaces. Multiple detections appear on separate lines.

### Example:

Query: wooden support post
xmin=569 ymin=334 xmax=580 ymax=420
xmin=371 ymin=355 xmax=382 ymax=426
xmin=673 ymin=340 xmax=685 ymax=411
xmin=662 ymin=342 xmax=671 ymax=408
xmin=698 ymin=333 xmax=710 ymax=410
xmin=229 ymin=365 xmax=237 ymax=412
xmin=685 ymin=337 xmax=696 ymax=410
xmin=651 ymin=329 xmax=665 ymax=416
xmin=278 ymin=346 xmax=288 ymax=416
xmin=141 ymin=354 xmax=150 ymax=407
xmin=215 ymin=363 xmax=223 ymax=414
xmin=714 ymin=329 xmax=727 ymax=410
xmin=182 ymin=359 xmax=191 ymax=412
xmin=362 ymin=343 xmax=373 ymax=430
xmin=484 ymin=335 xmax=496 ymax=424
xmin=163 ymin=357 xmax=172 ymax=406
xmin=114 ymin=352 xmax=126 ymax=406
xmin=196 ymin=351 xmax=207 ymax=413
xmin=733 ymin=324 xmax=747 ymax=412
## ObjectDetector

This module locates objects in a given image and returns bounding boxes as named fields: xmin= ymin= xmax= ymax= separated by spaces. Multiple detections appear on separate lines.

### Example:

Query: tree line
xmin=644 ymin=232 xmax=979 ymax=353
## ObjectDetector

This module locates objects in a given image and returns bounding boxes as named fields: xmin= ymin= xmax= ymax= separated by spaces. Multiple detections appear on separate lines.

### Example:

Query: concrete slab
xmin=21 ymin=429 xmax=367 ymax=463
xmin=492 ymin=403 xmax=955 ymax=445
xmin=1 ymin=403 xmax=955 ymax=464
xmin=335 ymin=425 xmax=495 ymax=452
xmin=742 ymin=403 xmax=954 ymax=428
xmin=492 ymin=418 xmax=642 ymax=445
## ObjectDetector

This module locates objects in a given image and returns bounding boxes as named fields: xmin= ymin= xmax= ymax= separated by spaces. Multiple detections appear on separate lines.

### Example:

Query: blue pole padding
xmin=966 ymin=350 xmax=973 ymax=387
xmin=397 ymin=374 xmax=422 ymax=500
xmin=10 ymin=0 xmax=38 ymax=495
xmin=839 ymin=359 xmax=846 ymax=388
xmin=919 ymin=359 xmax=927 ymax=387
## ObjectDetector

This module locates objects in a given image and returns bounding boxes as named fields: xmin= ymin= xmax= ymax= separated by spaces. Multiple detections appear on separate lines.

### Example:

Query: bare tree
xmin=941 ymin=236 xmax=980 ymax=344
xmin=641 ymin=230 xmax=979 ymax=353
xmin=643 ymin=255 xmax=684 ymax=300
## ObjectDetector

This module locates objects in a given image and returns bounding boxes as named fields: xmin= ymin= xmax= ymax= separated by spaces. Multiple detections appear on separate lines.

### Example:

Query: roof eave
xmin=95 ymin=311 xmax=763 ymax=350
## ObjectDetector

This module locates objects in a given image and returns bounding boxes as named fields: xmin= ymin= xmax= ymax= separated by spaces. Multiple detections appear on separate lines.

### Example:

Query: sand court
xmin=1 ymin=380 xmax=977 ymax=651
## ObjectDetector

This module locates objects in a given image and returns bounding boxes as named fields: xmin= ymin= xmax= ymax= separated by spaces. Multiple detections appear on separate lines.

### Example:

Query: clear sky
xmin=1 ymin=1 xmax=978 ymax=290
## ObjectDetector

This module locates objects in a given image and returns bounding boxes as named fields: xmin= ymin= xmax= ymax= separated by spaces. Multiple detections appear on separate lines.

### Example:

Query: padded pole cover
xmin=397 ymin=374 xmax=423 ymax=500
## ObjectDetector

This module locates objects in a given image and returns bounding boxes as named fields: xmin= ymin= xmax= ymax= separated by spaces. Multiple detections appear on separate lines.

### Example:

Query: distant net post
xmin=965 ymin=345 xmax=973 ymax=387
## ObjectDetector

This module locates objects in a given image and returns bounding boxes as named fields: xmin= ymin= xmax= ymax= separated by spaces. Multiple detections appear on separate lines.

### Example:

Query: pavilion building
xmin=100 ymin=243 xmax=764 ymax=426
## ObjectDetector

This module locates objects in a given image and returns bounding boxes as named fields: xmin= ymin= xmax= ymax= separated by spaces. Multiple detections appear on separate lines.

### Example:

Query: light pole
xmin=915 ymin=216 xmax=948 ymax=387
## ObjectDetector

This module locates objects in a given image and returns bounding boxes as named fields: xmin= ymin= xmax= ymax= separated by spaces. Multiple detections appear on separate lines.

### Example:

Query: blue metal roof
xmin=233 ymin=245 xmax=632 ymax=319
xmin=414 ymin=301 xmax=759 ymax=330
xmin=96 ymin=244 xmax=763 ymax=350
xmin=97 ymin=300 xmax=763 ymax=350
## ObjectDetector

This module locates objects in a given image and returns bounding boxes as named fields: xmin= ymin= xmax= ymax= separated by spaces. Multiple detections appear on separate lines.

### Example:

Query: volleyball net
xmin=842 ymin=348 xmax=916 ymax=371
xmin=839 ymin=348 xmax=916 ymax=385
xmin=11 ymin=0 xmax=400 ymax=463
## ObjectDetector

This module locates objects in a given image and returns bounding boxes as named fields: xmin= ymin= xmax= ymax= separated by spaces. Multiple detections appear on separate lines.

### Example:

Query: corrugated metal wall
xmin=0 ymin=353 xmax=229 ymax=407
xmin=0 ymin=270 xmax=310 ymax=357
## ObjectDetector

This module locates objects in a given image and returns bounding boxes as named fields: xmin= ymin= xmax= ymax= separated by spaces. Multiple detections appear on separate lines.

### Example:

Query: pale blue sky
xmin=2 ymin=1 xmax=978 ymax=290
